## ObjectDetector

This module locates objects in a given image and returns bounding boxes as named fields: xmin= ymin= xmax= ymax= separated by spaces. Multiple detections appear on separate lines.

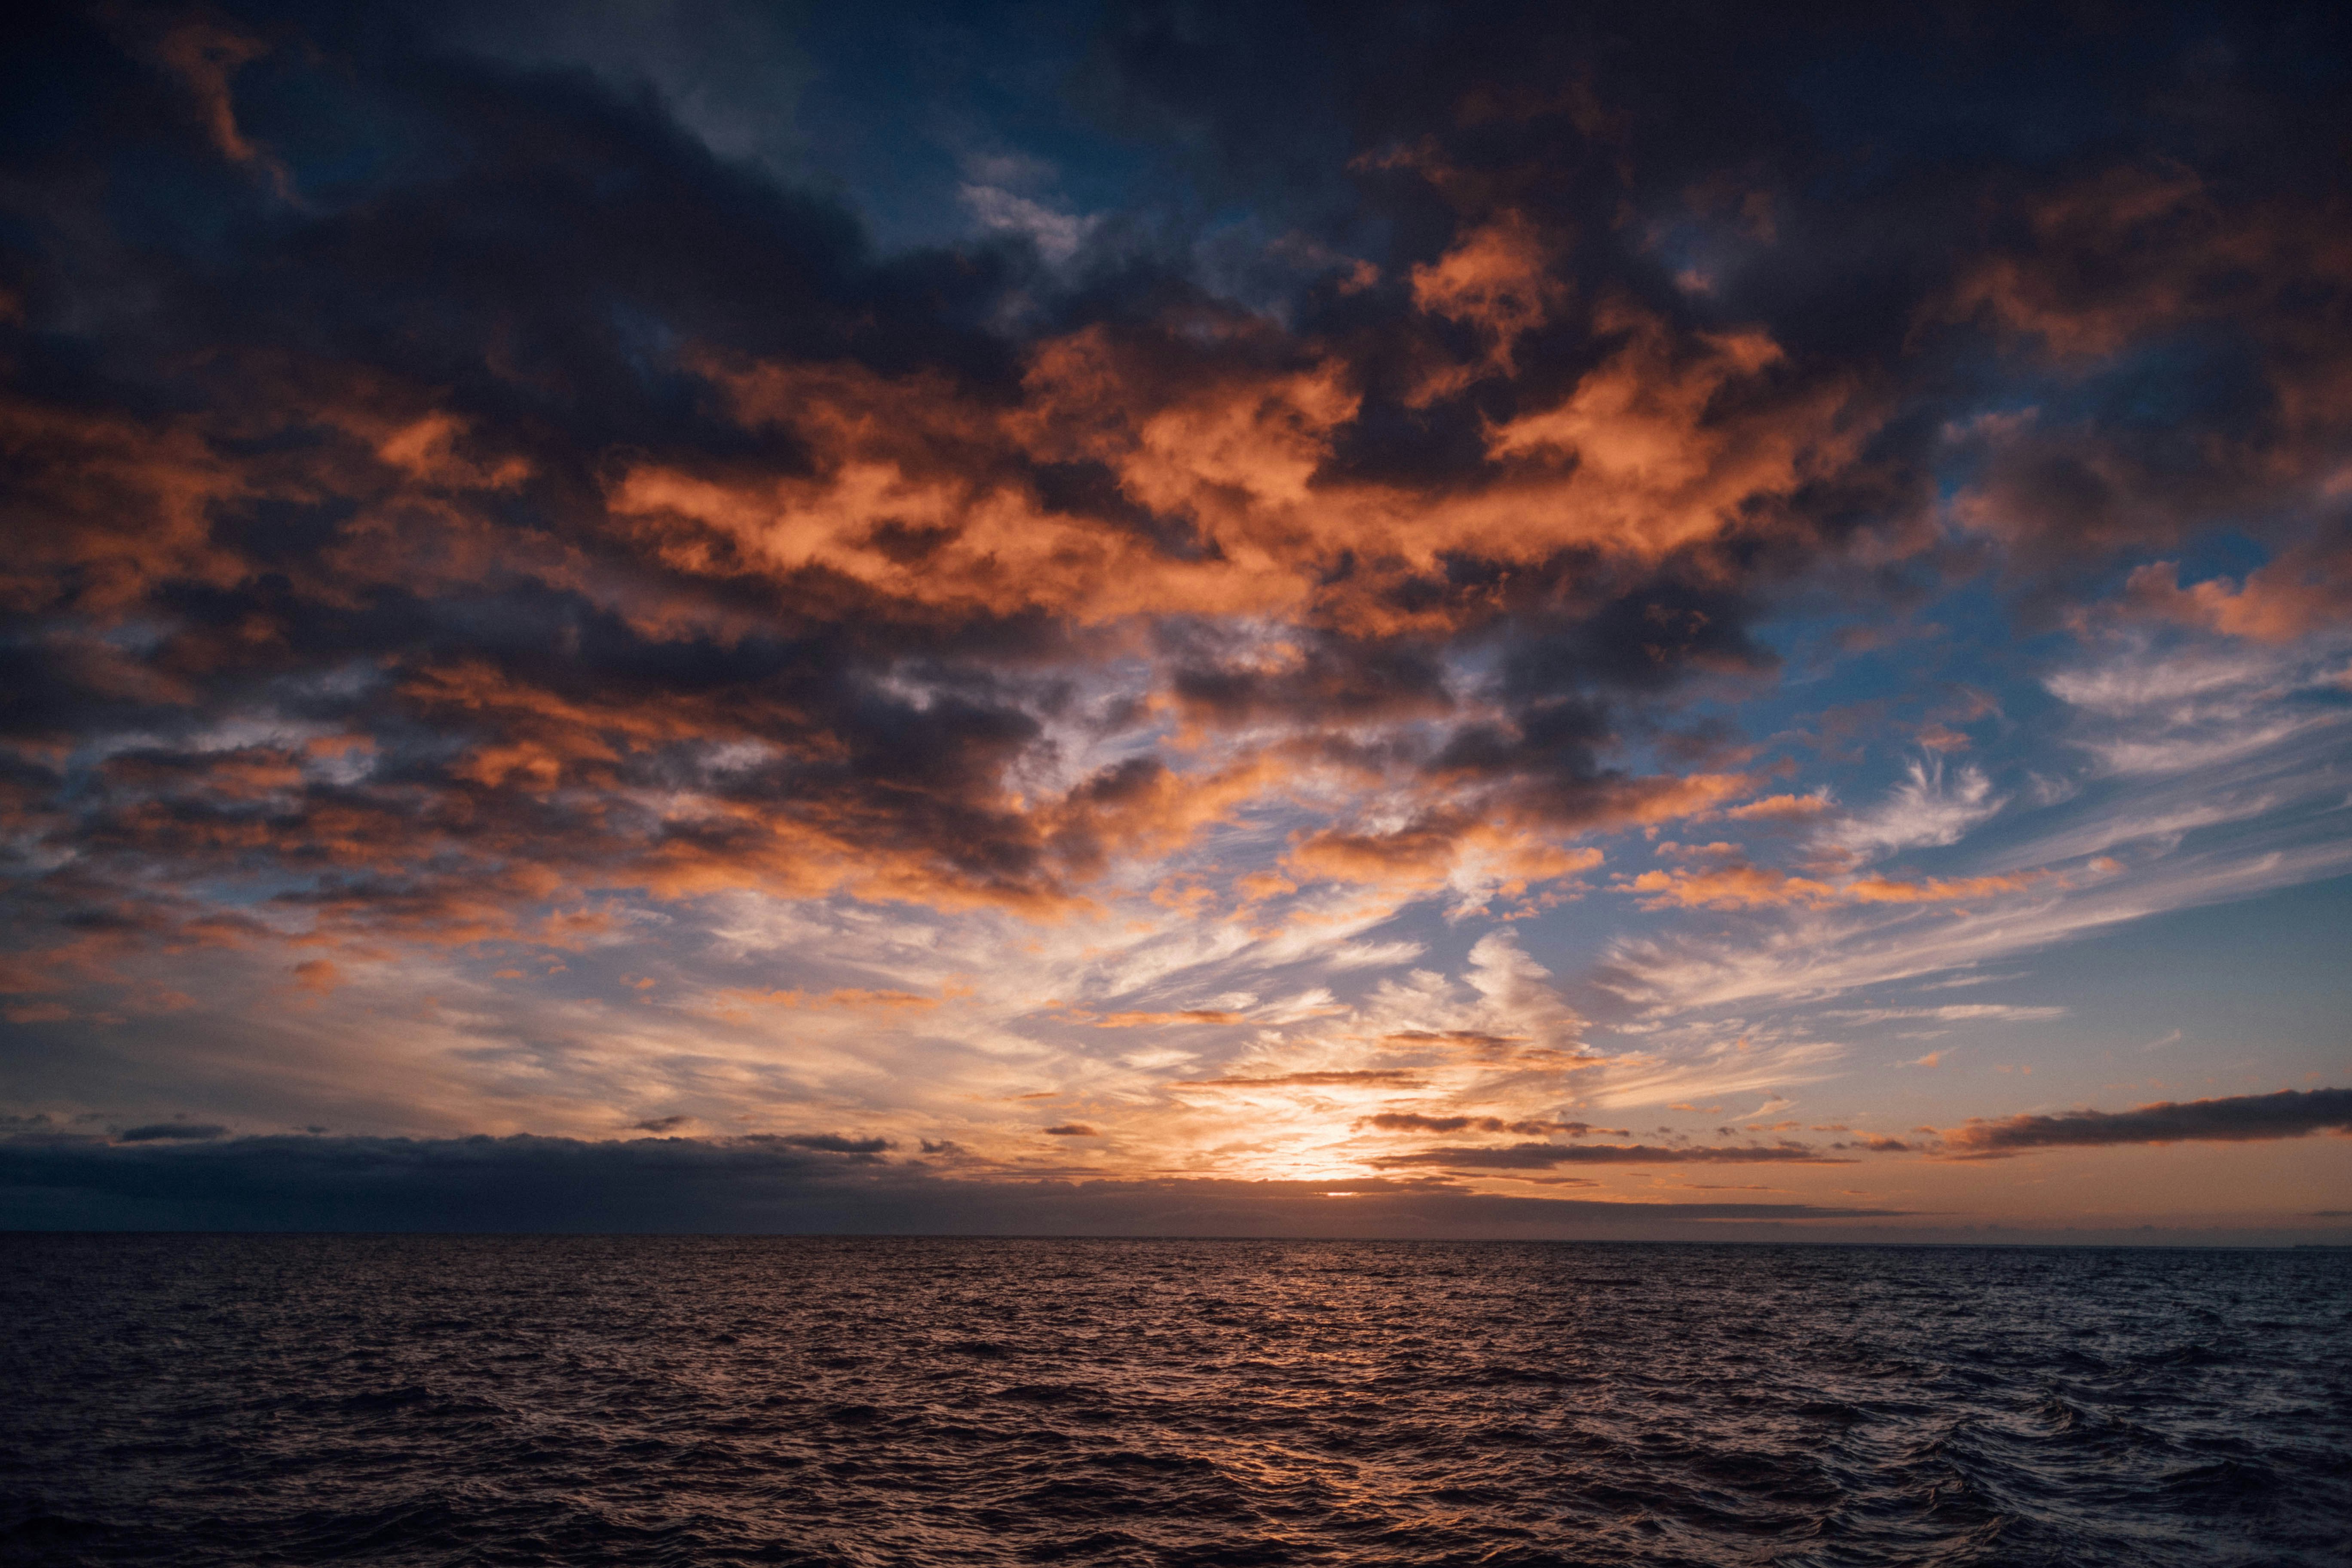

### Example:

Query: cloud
xmin=2043 ymin=637 xmax=2350 ymax=780
xmin=1620 ymin=857 xmax=2047 ymax=912
xmin=1822 ymin=759 xmax=2004 ymax=862
xmin=1723 ymin=793 xmax=1834 ymax=822
xmin=1595 ymin=702 xmax=2352 ymax=1020
xmin=1943 ymin=1087 xmax=2352 ymax=1156
xmin=115 ymin=1123 xmax=231 ymax=1143
xmin=1824 ymin=1005 xmax=2067 ymax=1026
xmin=2125 ymin=536 xmax=2352 ymax=645
xmin=1176 ymin=1071 xmax=1430 ymax=1090
xmin=1371 ymin=1140 xmax=1853 ymax=1169
xmin=711 ymin=987 xmax=942 ymax=1014
xmin=0 ymin=1133 xmax=1906 ymax=1233
xmin=1358 ymin=1113 xmax=1619 ymax=1136
xmin=0 ymin=4 xmax=1907 ymax=1013
xmin=128 ymin=14 xmax=280 ymax=175
xmin=957 ymin=184 xmax=1099 ymax=265
xmin=771 ymin=1133 xmax=896 ymax=1156
xmin=1407 ymin=211 xmax=1565 ymax=383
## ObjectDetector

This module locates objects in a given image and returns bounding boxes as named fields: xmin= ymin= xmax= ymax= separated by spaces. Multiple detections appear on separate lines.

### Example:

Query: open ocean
xmin=3 ymin=1236 xmax=2346 ymax=1566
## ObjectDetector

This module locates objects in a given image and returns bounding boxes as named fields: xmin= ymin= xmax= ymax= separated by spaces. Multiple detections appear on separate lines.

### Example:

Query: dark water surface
xmin=3 ymin=1237 xmax=2347 ymax=1566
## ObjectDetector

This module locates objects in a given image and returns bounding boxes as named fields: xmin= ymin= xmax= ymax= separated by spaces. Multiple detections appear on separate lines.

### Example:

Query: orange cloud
xmin=598 ymin=290 xmax=1872 ymax=646
xmin=1623 ymin=857 xmax=2049 ymax=910
xmin=1484 ymin=299 xmax=1860 ymax=560
xmin=1357 ymin=1112 xmax=1620 ymax=1136
xmin=1281 ymin=772 xmax=1744 ymax=909
xmin=823 ymin=988 xmax=937 ymax=1011
xmin=1722 ymin=792 xmax=1834 ymax=821
xmin=0 ymin=394 xmax=251 ymax=618
xmin=148 ymin=18 xmax=272 ymax=165
xmin=1282 ymin=817 xmax=1605 ymax=917
xmin=1173 ymin=1070 xmax=1430 ymax=1090
xmin=1409 ymin=211 xmax=1566 ymax=389
xmin=710 ymin=986 xmax=941 ymax=1013
xmin=1057 ymin=1009 xmax=1246 ymax=1028
xmin=2124 ymin=540 xmax=2352 ymax=643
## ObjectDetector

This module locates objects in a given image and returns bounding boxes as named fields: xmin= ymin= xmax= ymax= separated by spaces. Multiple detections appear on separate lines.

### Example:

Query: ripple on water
xmin=3 ymin=1237 xmax=2349 ymax=1567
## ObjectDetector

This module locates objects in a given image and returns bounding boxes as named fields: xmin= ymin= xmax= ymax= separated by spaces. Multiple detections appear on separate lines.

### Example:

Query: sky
xmin=2 ymin=0 xmax=2348 ymax=1239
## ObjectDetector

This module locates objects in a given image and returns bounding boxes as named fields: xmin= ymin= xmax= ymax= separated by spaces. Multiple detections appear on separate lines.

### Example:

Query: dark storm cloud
xmin=0 ymin=1133 xmax=1905 ymax=1233
xmin=1372 ymin=1141 xmax=1853 ymax=1170
xmin=115 ymin=1121 xmax=230 ymax=1142
xmin=1943 ymin=1087 xmax=2352 ymax=1157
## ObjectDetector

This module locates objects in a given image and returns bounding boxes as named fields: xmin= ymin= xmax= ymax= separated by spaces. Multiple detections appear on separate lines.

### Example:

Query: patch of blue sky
xmin=780 ymin=2 xmax=1163 ymax=259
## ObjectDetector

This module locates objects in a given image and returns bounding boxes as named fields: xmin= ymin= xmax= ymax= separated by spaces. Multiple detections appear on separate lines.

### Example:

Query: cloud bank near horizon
xmin=0 ymin=1130 xmax=1909 ymax=1234
xmin=7 ymin=1081 xmax=2349 ymax=1232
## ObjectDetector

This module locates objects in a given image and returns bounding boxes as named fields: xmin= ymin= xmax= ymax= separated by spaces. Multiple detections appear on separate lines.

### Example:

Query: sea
xmin=3 ymin=1236 xmax=2346 ymax=1566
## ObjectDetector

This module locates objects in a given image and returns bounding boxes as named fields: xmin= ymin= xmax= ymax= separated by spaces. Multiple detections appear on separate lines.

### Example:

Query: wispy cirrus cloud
xmin=1819 ymin=759 xmax=2004 ymax=862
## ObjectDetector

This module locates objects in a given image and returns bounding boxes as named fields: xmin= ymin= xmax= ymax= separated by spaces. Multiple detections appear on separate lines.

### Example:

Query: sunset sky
xmin=3 ymin=0 xmax=2347 ymax=1237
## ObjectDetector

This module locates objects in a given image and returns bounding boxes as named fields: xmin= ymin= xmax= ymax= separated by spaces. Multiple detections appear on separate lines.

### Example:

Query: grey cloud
xmin=766 ymin=1133 xmax=896 ymax=1156
xmin=0 ymin=1133 xmax=1903 ymax=1234
xmin=116 ymin=1123 xmax=230 ymax=1142
xmin=1945 ymin=1087 xmax=2352 ymax=1156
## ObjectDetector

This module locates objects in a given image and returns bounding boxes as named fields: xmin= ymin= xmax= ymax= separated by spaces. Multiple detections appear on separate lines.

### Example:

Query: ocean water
xmin=2 ymin=1237 xmax=2346 ymax=1567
